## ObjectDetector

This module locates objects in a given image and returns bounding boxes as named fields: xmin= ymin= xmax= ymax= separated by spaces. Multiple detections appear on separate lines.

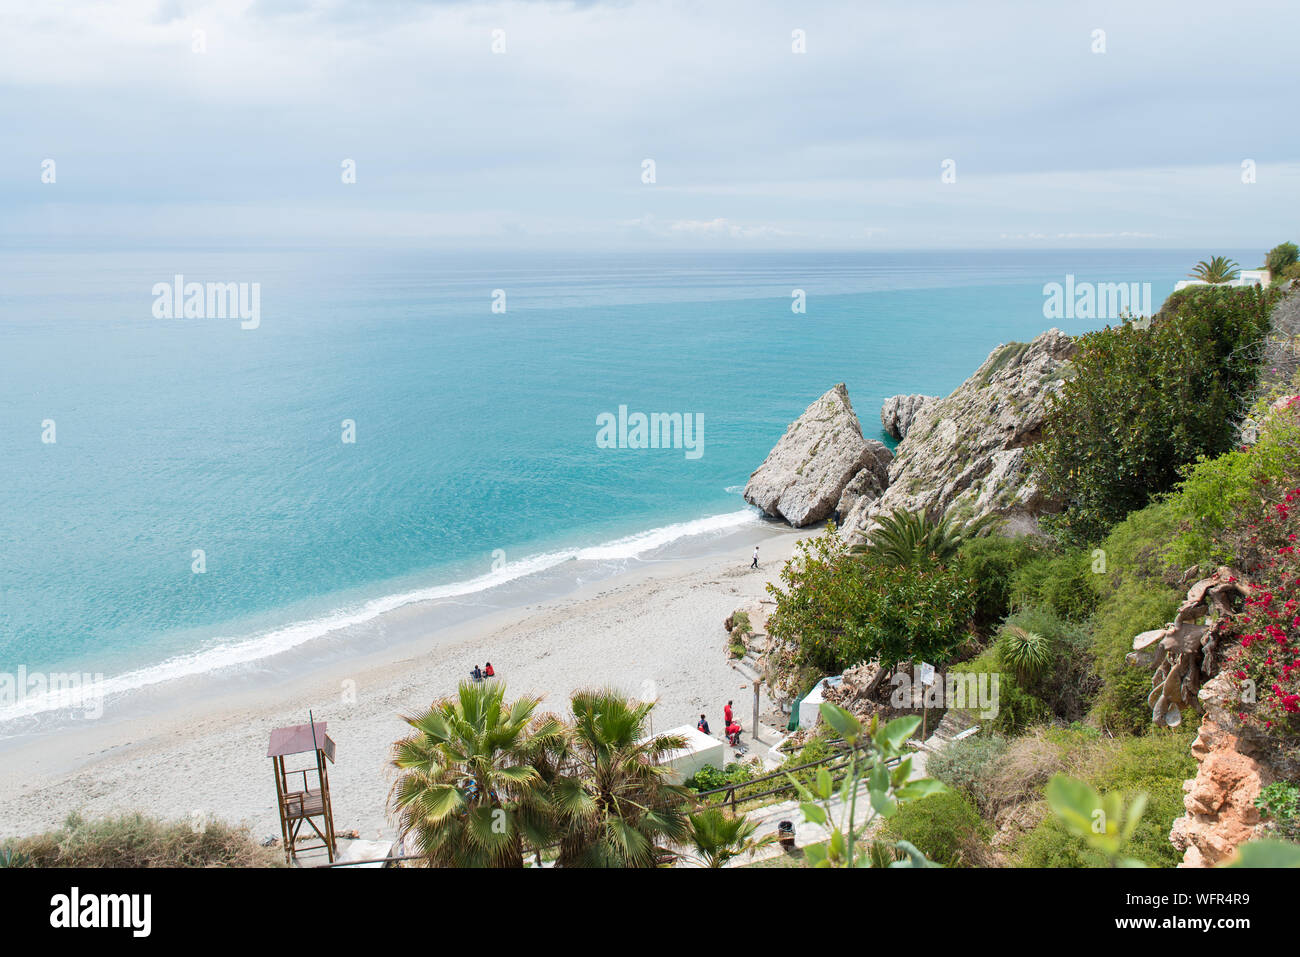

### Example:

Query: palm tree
xmin=550 ymin=689 xmax=692 ymax=867
xmin=855 ymin=508 xmax=994 ymax=566
xmin=681 ymin=807 xmax=773 ymax=867
xmin=389 ymin=681 xmax=564 ymax=867
xmin=1188 ymin=256 xmax=1240 ymax=284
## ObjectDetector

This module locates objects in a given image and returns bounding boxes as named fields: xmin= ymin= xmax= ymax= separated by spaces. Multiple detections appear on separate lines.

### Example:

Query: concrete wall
xmin=655 ymin=725 xmax=727 ymax=784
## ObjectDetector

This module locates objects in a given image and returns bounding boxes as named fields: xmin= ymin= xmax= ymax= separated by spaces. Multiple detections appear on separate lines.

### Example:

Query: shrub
xmin=1089 ymin=580 xmax=1182 ymax=734
xmin=1009 ymin=547 xmax=1095 ymax=621
xmin=880 ymin=788 xmax=990 ymax=867
xmin=1000 ymin=605 xmax=1098 ymax=722
xmin=1033 ymin=285 xmax=1277 ymax=545
xmin=1014 ymin=728 xmax=1195 ymax=867
xmin=1255 ymin=782 xmax=1300 ymax=841
xmin=3 ymin=812 xmax=284 ymax=868
xmin=926 ymin=732 xmax=1009 ymax=805
xmin=1168 ymin=395 xmax=1300 ymax=571
xmin=953 ymin=648 xmax=1047 ymax=736
xmin=1089 ymin=498 xmax=1184 ymax=599
xmin=684 ymin=760 xmax=763 ymax=793
xmin=767 ymin=527 xmax=977 ymax=675
xmin=1267 ymin=242 xmax=1299 ymax=276
xmin=1222 ymin=539 xmax=1300 ymax=742
xmin=956 ymin=534 xmax=1051 ymax=631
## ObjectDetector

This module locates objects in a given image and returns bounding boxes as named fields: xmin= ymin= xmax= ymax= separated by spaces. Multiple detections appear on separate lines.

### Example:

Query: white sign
xmin=918 ymin=662 xmax=936 ymax=687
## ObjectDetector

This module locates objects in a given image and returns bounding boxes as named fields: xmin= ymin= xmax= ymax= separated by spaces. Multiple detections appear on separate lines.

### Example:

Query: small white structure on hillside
xmin=799 ymin=676 xmax=843 ymax=730
xmin=655 ymin=725 xmax=726 ymax=784
xmin=1175 ymin=268 xmax=1270 ymax=291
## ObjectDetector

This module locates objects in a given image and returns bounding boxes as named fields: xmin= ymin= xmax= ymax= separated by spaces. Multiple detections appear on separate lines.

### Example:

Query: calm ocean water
xmin=0 ymin=248 xmax=1244 ymax=713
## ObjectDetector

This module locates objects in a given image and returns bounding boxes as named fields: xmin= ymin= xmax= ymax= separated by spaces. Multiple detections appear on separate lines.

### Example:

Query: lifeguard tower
xmin=268 ymin=718 xmax=338 ymax=864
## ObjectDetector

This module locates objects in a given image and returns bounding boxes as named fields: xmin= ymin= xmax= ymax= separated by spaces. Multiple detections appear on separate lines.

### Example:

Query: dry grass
xmin=2 ymin=812 xmax=285 ymax=868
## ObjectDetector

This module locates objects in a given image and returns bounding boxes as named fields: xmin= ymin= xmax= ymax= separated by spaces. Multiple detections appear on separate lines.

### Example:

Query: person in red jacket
xmin=484 ymin=662 xmax=495 ymax=677
xmin=724 ymin=700 xmax=733 ymax=726
xmin=726 ymin=721 xmax=742 ymax=746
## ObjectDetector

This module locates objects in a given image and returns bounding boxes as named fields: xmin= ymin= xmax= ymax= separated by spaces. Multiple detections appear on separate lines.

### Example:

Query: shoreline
xmin=0 ymin=520 xmax=815 ymax=840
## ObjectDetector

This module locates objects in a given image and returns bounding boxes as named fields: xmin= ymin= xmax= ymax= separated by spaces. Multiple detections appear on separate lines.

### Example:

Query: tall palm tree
xmin=681 ymin=807 xmax=773 ymax=867
xmin=389 ymin=681 xmax=564 ymax=867
xmin=550 ymin=689 xmax=692 ymax=867
xmin=1188 ymin=256 xmax=1240 ymax=284
xmin=854 ymin=508 xmax=994 ymax=566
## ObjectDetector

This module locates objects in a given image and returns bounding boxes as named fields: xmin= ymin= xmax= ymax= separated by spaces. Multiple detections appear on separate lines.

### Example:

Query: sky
xmin=0 ymin=0 xmax=1296 ymax=250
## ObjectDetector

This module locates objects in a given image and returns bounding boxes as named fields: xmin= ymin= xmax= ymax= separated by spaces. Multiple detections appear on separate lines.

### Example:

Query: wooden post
xmin=751 ymin=679 xmax=760 ymax=744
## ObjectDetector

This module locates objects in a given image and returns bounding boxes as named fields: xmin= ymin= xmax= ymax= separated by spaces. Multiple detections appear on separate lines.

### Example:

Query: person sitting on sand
xmin=484 ymin=662 xmax=495 ymax=678
xmin=471 ymin=664 xmax=483 ymax=682
xmin=726 ymin=721 xmax=742 ymax=746
xmin=697 ymin=714 xmax=711 ymax=735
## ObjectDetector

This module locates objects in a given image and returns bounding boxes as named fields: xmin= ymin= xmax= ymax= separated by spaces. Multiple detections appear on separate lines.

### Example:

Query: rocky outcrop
xmin=840 ymin=329 xmax=1076 ymax=541
xmin=881 ymin=393 xmax=937 ymax=440
xmin=833 ymin=443 xmax=892 ymax=522
xmin=1170 ymin=673 xmax=1276 ymax=867
xmin=743 ymin=384 xmax=891 ymax=527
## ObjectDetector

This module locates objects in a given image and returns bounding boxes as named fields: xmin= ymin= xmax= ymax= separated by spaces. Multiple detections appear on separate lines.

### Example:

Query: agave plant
xmin=550 ymin=689 xmax=692 ymax=867
xmin=681 ymin=807 xmax=773 ymax=867
xmin=389 ymin=680 xmax=565 ymax=867
xmin=1188 ymin=256 xmax=1240 ymax=284
xmin=998 ymin=624 xmax=1054 ymax=681
xmin=855 ymin=508 xmax=995 ymax=566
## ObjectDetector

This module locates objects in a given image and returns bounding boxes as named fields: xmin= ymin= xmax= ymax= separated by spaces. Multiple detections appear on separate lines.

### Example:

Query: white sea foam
xmin=0 ymin=510 xmax=760 ymax=723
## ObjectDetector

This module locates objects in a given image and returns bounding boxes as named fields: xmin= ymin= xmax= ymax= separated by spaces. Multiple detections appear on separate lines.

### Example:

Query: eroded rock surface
xmin=743 ymin=384 xmax=890 ymax=527
xmin=880 ymin=393 xmax=937 ymax=440
xmin=842 ymin=329 xmax=1076 ymax=540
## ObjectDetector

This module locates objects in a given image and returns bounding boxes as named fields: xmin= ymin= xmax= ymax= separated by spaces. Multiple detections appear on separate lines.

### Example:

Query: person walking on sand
xmin=697 ymin=714 xmax=711 ymax=735
xmin=750 ymin=545 xmax=759 ymax=569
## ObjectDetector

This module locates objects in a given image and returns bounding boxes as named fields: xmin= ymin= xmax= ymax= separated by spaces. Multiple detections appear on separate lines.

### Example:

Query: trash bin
xmin=777 ymin=820 xmax=795 ymax=850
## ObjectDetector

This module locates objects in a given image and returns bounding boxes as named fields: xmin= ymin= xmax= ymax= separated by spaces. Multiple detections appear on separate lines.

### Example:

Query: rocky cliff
xmin=743 ymin=384 xmax=891 ymax=527
xmin=1170 ymin=672 xmax=1280 ymax=867
xmin=840 ymin=329 xmax=1076 ymax=540
xmin=880 ymin=393 xmax=936 ymax=440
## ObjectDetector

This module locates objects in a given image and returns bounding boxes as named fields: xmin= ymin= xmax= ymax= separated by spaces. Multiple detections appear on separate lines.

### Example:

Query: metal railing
xmin=694 ymin=740 xmax=899 ymax=811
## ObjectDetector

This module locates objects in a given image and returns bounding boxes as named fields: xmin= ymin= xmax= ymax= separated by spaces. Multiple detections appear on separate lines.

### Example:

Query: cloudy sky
xmin=1 ymin=0 xmax=1296 ymax=249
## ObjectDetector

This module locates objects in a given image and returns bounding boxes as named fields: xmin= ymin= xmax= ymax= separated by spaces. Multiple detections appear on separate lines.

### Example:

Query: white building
xmin=1174 ymin=268 xmax=1270 ymax=291
xmin=654 ymin=725 xmax=726 ymax=784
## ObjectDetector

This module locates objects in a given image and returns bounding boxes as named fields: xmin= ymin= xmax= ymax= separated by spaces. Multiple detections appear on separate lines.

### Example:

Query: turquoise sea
xmin=0 ymin=248 xmax=1252 ymax=720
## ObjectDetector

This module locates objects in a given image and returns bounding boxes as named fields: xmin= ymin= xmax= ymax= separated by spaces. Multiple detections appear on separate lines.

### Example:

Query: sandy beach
xmin=0 ymin=524 xmax=813 ymax=843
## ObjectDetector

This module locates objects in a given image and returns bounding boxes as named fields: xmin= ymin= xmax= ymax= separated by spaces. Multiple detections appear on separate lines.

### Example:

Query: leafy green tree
xmin=1031 ymin=285 xmax=1276 ymax=544
xmin=390 ymin=681 xmax=564 ymax=867
xmin=1266 ymin=241 xmax=1298 ymax=275
xmin=767 ymin=527 xmax=977 ymax=674
xmin=550 ymin=689 xmax=691 ymax=867
xmin=681 ymin=807 xmax=773 ymax=867
xmin=789 ymin=705 xmax=946 ymax=867
xmin=1188 ymin=255 xmax=1240 ymax=283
